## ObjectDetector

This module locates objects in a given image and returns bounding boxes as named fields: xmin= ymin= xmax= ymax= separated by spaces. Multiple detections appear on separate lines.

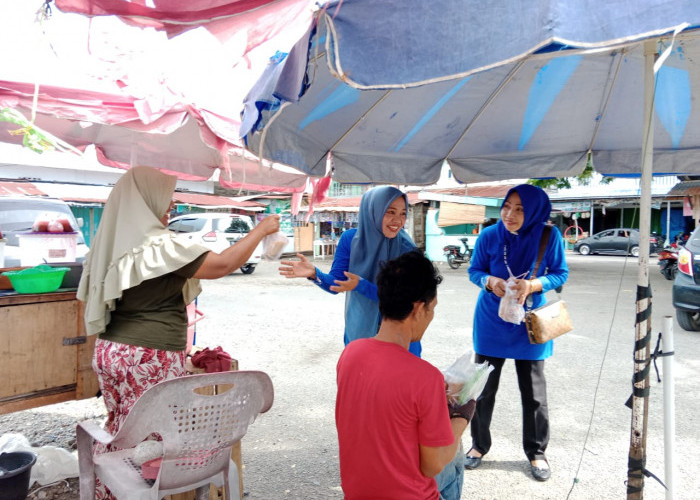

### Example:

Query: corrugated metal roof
xmin=667 ymin=180 xmax=700 ymax=196
xmin=0 ymin=181 xmax=268 ymax=209
xmin=0 ymin=181 xmax=47 ymax=197
xmin=424 ymin=185 xmax=515 ymax=198
xmin=35 ymin=183 xmax=112 ymax=204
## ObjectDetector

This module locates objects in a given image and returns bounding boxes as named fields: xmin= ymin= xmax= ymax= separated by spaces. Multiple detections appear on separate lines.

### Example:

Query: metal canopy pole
xmin=627 ymin=40 xmax=656 ymax=499
xmin=665 ymin=201 xmax=671 ymax=246
xmin=662 ymin=315 xmax=676 ymax=499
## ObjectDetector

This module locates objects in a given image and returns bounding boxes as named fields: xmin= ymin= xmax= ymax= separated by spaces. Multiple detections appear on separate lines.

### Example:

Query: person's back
xmin=335 ymin=250 xmax=474 ymax=500
xmin=336 ymin=338 xmax=451 ymax=499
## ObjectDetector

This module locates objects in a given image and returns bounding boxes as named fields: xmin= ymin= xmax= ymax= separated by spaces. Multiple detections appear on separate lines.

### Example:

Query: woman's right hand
xmin=487 ymin=276 xmax=507 ymax=297
xmin=279 ymin=253 xmax=316 ymax=279
xmin=256 ymin=214 xmax=281 ymax=236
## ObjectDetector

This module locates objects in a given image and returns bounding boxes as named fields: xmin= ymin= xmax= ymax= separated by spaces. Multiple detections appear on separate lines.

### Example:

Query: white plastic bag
xmin=442 ymin=351 xmax=494 ymax=405
xmin=0 ymin=433 xmax=78 ymax=486
xmin=262 ymin=231 xmax=289 ymax=260
xmin=498 ymin=277 xmax=525 ymax=324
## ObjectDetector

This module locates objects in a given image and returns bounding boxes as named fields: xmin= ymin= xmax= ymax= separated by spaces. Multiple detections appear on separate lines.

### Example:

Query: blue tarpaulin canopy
xmin=241 ymin=5 xmax=700 ymax=493
xmin=242 ymin=0 xmax=700 ymax=185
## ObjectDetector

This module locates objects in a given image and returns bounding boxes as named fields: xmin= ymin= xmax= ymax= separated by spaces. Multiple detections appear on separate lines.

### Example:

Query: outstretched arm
xmin=193 ymin=215 xmax=280 ymax=279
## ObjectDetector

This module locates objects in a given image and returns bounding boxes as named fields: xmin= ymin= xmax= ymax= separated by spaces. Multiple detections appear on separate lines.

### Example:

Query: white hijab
xmin=78 ymin=166 xmax=208 ymax=335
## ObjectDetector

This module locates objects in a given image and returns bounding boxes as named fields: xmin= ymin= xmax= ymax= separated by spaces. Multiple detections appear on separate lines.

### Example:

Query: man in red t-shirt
xmin=336 ymin=251 xmax=475 ymax=499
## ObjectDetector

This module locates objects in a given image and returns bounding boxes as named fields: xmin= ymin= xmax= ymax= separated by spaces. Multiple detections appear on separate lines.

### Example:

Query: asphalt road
xmin=192 ymin=251 xmax=700 ymax=500
xmin=3 ymin=251 xmax=698 ymax=499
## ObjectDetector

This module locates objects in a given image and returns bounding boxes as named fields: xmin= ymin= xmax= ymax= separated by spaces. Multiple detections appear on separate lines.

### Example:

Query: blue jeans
xmin=435 ymin=442 xmax=464 ymax=500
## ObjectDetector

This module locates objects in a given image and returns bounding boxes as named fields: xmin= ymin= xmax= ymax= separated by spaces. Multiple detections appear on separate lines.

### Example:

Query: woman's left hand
xmin=330 ymin=271 xmax=360 ymax=293
xmin=513 ymin=278 xmax=534 ymax=305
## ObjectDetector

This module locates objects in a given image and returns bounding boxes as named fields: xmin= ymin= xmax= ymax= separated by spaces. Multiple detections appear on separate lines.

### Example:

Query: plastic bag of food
xmin=262 ymin=231 xmax=289 ymax=260
xmin=442 ymin=351 xmax=494 ymax=405
xmin=498 ymin=277 xmax=525 ymax=324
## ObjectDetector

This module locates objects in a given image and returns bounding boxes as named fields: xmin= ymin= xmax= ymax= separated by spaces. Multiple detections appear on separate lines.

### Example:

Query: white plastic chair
xmin=77 ymin=371 xmax=274 ymax=500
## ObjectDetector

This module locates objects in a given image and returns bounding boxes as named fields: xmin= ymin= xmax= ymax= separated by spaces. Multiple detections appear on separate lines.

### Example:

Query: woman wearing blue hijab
xmin=279 ymin=186 xmax=421 ymax=356
xmin=463 ymin=184 xmax=568 ymax=482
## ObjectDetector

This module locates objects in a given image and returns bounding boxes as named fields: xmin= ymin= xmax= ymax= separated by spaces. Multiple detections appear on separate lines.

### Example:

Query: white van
xmin=167 ymin=213 xmax=262 ymax=274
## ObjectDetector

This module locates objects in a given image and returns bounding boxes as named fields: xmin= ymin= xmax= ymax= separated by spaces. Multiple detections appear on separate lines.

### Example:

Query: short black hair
xmin=377 ymin=250 xmax=442 ymax=321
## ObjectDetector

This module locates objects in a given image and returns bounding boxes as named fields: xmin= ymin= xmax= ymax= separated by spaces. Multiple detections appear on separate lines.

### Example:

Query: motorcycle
xmin=444 ymin=238 xmax=471 ymax=269
xmin=658 ymin=244 xmax=680 ymax=280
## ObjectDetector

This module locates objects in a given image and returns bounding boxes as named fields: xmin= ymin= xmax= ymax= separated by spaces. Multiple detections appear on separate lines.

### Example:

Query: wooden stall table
xmin=164 ymin=347 xmax=244 ymax=500
xmin=0 ymin=288 xmax=99 ymax=415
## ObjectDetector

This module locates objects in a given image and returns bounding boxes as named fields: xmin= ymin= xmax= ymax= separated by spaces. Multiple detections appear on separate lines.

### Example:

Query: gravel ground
xmin=1 ymin=253 xmax=699 ymax=499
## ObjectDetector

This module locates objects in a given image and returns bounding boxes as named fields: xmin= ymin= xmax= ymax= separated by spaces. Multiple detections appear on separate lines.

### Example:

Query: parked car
xmin=167 ymin=213 xmax=262 ymax=274
xmin=573 ymin=228 xmax=657 ymax=257
xmin=0 ymin=196 xmax=88 ymax=267
xmin=672 ymin=226 xmax=700 ymax=331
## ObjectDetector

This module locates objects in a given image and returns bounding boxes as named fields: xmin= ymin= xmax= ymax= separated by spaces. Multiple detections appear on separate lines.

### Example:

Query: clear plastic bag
xmin=498 ymin=276 xmax=525 ymax=324
xmin=262 ymin=231 xmax=289 ymax=260
xmin=442 ymin=351 xmax=495 ymax=405
xmin=0 ymin=433 xmax=78 ymax=486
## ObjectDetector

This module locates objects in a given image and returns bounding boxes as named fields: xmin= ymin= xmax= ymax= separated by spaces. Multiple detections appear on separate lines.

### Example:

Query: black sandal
xmin=464 ymin=449 xmax=483 ymax=470
xmin=530 ymin=458 xmax=551 ymax=481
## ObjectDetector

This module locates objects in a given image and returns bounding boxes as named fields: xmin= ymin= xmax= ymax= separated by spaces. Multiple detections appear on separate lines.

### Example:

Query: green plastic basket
xmin=1 ymin=264 xmax=70 ymax=294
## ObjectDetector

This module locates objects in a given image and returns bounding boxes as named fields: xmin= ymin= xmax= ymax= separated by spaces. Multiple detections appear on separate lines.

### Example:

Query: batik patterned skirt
xmin=92 ymin=338 xmax=187 ymax=499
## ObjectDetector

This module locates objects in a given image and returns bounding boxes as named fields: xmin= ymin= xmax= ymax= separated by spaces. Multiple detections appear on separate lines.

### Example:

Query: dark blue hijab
xmin=497 ymin=184 xmax=552 ymax=277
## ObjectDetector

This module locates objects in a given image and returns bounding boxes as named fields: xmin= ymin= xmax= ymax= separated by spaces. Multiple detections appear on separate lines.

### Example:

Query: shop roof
xmin=0 ymin=181 xmax=267 ymax=210
xmin=667 ymin=180 xmax=700 ymax=197
xmin=0 ymin=181 xmax=47 ymax=197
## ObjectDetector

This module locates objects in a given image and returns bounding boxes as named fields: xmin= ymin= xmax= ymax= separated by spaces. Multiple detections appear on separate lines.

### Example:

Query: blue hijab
xmin=345 ymin=186 xmax=415 ymax=342
xmin=497 ymin=184 xmax=552 ymax=277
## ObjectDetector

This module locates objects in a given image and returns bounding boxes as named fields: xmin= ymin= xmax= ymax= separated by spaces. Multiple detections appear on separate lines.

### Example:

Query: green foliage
xmin=0 ymin=107 xmax=82 ymax=156
xmin=527 ymin=152 xmax=613 ymax=190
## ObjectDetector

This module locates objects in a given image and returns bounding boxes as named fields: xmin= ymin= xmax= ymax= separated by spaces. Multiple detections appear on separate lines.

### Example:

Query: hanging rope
xmin=565 ymin=241 xmax=635 ymax=499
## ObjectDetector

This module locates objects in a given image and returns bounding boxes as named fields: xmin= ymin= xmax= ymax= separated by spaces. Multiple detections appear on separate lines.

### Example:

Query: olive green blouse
xmin=99 ymin=253 xmax=208 ymax=351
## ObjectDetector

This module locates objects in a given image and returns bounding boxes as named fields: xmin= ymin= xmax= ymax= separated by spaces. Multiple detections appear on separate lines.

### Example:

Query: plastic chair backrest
xmin=108 ymin=371 xmax=273 ymax=492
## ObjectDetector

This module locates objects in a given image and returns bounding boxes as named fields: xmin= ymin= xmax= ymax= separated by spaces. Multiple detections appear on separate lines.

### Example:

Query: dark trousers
xmin=469 ymin=354 xmax=549 ymax=461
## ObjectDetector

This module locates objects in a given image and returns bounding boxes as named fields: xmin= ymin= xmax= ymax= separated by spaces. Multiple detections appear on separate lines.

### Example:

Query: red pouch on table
xmin=191 ymin=346 xmax=232 ymax=373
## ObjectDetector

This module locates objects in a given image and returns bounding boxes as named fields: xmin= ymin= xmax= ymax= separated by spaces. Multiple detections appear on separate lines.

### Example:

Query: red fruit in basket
xmin=32 ymin=220 xmax=49 ymax=232
xmin=56 ymin=218 xmax=73 ymax=232
xmin=48 ymin=220 xmax=65 ymax=233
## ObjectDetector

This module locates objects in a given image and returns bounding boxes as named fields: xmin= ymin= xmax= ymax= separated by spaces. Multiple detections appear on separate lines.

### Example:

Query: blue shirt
xmin=311 ymin=229 xmax=422 ymax=357
xmin=468 ymin=225 xmax=568 ymax=360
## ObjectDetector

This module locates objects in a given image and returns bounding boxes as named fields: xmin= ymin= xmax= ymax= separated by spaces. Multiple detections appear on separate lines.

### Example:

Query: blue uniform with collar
xmin=311 ymin=228 xmax=422 ymax=357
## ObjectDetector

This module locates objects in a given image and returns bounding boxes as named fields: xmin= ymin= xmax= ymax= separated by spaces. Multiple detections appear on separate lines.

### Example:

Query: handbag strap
xmin=526 ymin=226 xmax=555 ymax=312
xmin=530 ymin=225 xmax=552 ymax=279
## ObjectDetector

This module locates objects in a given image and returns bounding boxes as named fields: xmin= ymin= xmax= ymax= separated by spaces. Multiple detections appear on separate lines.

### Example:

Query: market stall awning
xmin=437 ymin=201 xmax=486 ymax=227
xmin=0 ymin=2 xmax=316 ymax=192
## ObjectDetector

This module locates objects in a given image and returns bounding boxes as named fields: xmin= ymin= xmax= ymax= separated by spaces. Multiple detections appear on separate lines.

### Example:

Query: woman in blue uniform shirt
xmin=464 ymin=184 xmax=568 ymax=482
xmin=279 ymin=186 xmax=422 ymax=356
